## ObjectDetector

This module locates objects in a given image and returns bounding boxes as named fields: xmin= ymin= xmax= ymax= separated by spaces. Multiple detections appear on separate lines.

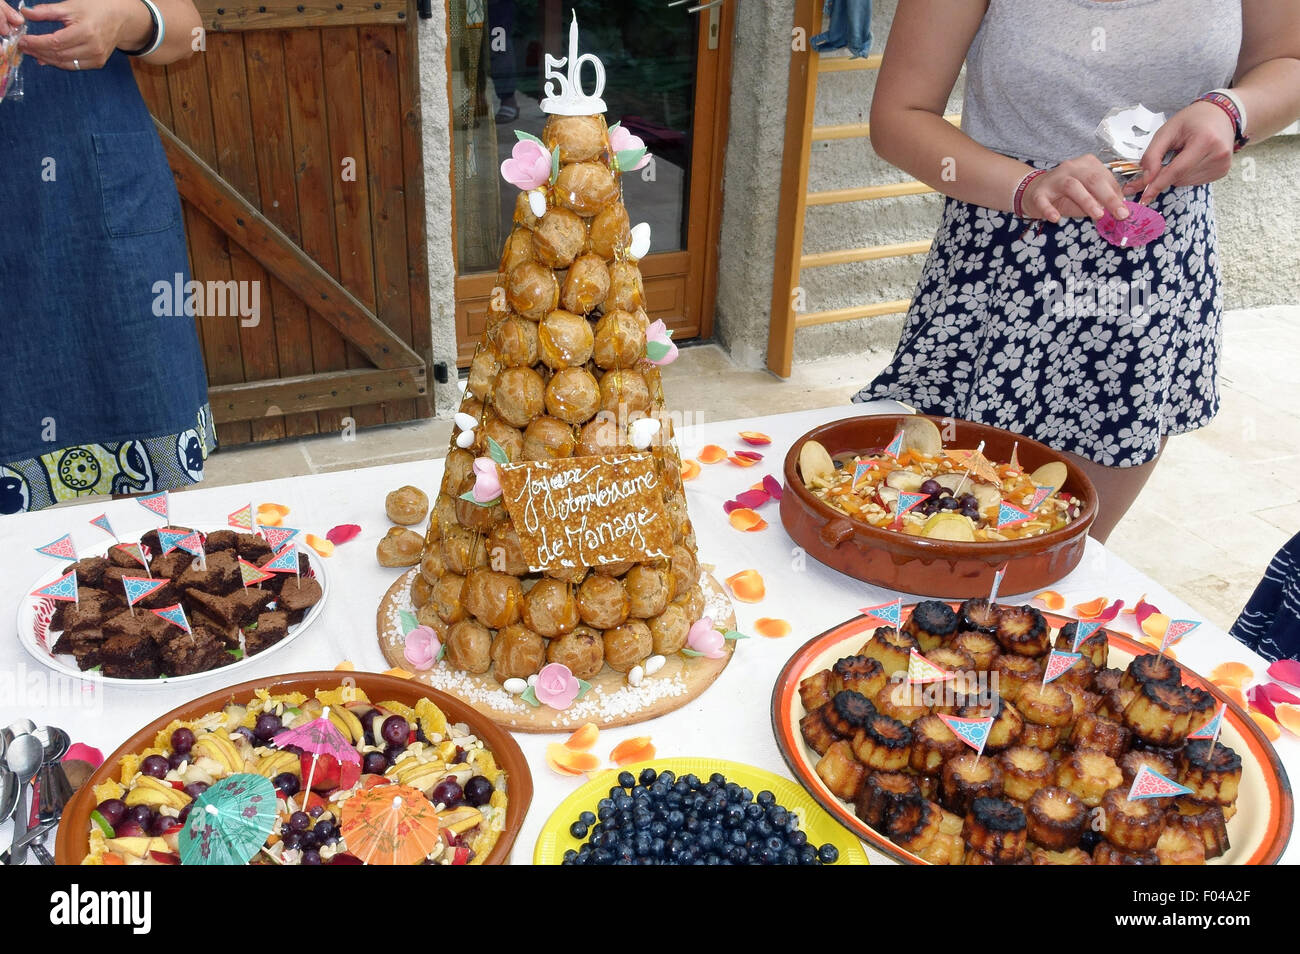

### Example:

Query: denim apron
xmin=0 ymin=5 xmax=215 ymax=513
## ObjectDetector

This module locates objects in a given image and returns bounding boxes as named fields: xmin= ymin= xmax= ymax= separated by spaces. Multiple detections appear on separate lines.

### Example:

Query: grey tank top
xmin=962 ymin=0 xmax=1242 ymax=163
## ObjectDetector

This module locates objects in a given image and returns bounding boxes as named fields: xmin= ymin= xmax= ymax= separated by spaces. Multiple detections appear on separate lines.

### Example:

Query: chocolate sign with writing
xmin=497 ymin=453 xmax=673 ymax=571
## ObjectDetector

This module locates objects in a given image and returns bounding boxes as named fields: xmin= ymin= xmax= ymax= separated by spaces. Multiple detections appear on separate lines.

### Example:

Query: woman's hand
xmin=1020 ymin=155 xmax=1129 ymax=223
xmin=19 ymin=0 xmax=152 ymax=70
xmin=1 ymin=1 xmax=22 ymax=37
xmin=1124 ymin=101 xmax=1237 ymax=204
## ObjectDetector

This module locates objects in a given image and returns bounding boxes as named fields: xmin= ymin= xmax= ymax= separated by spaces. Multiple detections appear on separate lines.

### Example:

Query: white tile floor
xmin=199 ymin=304 xmax=1300 ymax=631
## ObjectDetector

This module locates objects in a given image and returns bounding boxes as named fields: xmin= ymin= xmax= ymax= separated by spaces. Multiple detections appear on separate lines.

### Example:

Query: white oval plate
xmin=16 ymin=525 xmax=329 ymax=690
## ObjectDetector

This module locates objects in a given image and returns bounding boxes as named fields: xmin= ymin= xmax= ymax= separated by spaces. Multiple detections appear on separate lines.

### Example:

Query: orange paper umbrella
xmin=948 ymin=447 xmax=1001 ymax=486
xmin=340 ymin=784 xmax=443 ymax=865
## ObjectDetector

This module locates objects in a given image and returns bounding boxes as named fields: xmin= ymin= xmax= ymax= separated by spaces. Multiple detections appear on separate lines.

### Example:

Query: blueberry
xmin=739 ymin=787 xmax=753 ymax=802
xmin=818 ymin=843 xmax=840 ymax=864
xmin=729 ymin=828 xmax=747 ymax=846
xmin=618 ymin=771 xmax=636 ymax=789
xmin=666 ymin=809 xmax=685 ymax=829
xmin=578 ymin=810 xmax=596 ymax=826
xmin=639 ymin=767 xmax=658 ymax=786
xmin=562 ymin=849 xmax=577 ymax=864
xmin=710 ymin=772 xmax=726 ymax=786
xmin=683 ymin=774 xmax=700 ymax=789
xmin=781 ymin=847 xmax=800 ymax=865
xmin=659 ymin=771 xmax=675 ymax=786
xmin=590 ymin=847 xmax=613 ymax=865
xmin=1079 ymin=829 xmax=1103 ymax=853
xmin=788 ymin=829 xmax=807 ymax=847
xmin=798 ymin=844 xmax=818 ymax=865
xmin=755 ymin=820 xmax=773 ymax=839
xmin=745 ymin=803 xmax=764 ymax=820
xmin=609 ymin=786 xmax=625 ymax=799
xmin=727 ymin=844 xmax=748 ymax=864
xmin=757 ymin=790 xmax=776 ymax=807
xmin=570 ymin=820 xmax=589 ymax=839
xmin=650 ymin=820 xmax=668 ymax=839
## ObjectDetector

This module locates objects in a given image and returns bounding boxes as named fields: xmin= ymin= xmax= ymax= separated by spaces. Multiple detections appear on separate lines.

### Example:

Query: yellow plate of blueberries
xmin=534 ymin=757 xmax=870 ymax=865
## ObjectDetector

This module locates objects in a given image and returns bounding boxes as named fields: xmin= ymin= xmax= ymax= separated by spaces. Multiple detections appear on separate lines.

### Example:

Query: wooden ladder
xmin=766 ymin=0 xmax=958 ymax=375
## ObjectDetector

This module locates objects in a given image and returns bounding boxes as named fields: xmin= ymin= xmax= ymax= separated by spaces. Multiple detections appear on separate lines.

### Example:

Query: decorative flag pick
xmin=988 ymin=562 xmax=1009 ymax=605
xmin=893 ymin=491 xmax=929 ymax=529
xmin=238 ymin=558 xmax=275 ymax=589
xmin=1160 ymin=618 xmax=1201 ymax=656
xmin=152 ymin=603 xmax=194 ymax=643
xmin=174 ymin=531 xmax=207 ymax=570
xmin=263 ymin=544 xmax=301 ymax=580
xmin=121 ymin=576 xmax=169 ymax=616
xmin=259 ymin=525 xmax=300 ymax=551
xmin=228 ymin=502 xmax=255 ymax=531
xmin=859 ymin=598 xmax=903 ymax=629
xmin=1188 ymin=702 xmax=1228 ymax=762
xmin=137 ymin=491 xmax=169 ymax=525
xmin=113 ymin=542 xmax=150 ymax=570
xmin=852 ymin=460 xmax=875 ymax=490
xmin=34 ymin=534 xmax=77 ymax=561
xmin=883 ymin=428 xmax=905 ymax=460
xmin=1127 ymin=765 xmax=1193 ymax=801
xmin=1042 ymin=650 xmax=1081 ymax=686
xmin=89 ymin=513 xmax=119 ymax=542
xmin=997 ymin=500 xmax=1035 ymax=530
xmin=938 ymin=714 xmax=994 ymax=764
xmin=950 ymin=440 xmax=986 ymax=498
xmin=1070 ymin=619 xmax=1103 ymax=653
xmin=32 ymin=569 xmax=79 ymax=605
xmin=1028 ymin=485 xmax=1054 ymax=512
xmin=1008 ymin=441 xmax=1021 ymax=474
xmin=908 ymin=648 xmax=954 ymax=685
xmin=156 ymin=528 xmax=190 ymax=555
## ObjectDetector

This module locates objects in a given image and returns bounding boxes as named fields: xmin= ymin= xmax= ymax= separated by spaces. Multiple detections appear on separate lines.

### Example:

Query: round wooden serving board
xmin=376 ymin=567 xmax=737 ymax=733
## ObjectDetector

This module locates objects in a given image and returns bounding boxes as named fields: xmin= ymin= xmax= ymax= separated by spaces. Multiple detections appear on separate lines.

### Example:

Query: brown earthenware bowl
xmin=54 ymin=671 xmax=533 ymax=865
xmin=780 ymin=415 xmax=1097 ymax=598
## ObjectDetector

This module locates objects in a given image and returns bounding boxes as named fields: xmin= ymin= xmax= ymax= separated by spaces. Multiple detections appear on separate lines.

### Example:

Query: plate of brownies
xmin=18 ymin=525 xmax=328 ymax=687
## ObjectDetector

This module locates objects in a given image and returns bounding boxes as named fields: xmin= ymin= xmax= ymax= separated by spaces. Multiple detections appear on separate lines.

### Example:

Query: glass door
xmin=448 ymin=0 xmax=732 ymax=364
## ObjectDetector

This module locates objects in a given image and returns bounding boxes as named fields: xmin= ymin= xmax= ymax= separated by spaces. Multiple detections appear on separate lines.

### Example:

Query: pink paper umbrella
xmin=1097 ymin=200 xmax=1166 ymax=248
xmin=273 ymin=708 xmax=361 ymax=809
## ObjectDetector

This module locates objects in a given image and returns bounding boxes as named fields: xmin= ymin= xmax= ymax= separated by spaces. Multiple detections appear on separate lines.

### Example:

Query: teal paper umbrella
xmin=179 ymin=773 xmax=278 ymax=866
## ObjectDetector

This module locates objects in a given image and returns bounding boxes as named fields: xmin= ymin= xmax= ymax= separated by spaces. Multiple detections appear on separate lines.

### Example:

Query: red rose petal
xmin=326 ymin=524 xmax=362 ymax=545
xmin=1132 ymin=597 xmax=1161 ymax=626
xmin=762 ymin=475 xmax=783 ymax=500
xmin=722 ymin=500 xmax=742 ymax=515
xmin=732 ymin=450 xmax=764 ymax=463
xmin=734 ymin=489 xmax=770 ymax=510
xmin=738 ymin=431 xmax=772 ymax=446
xmin=1266 ymin=658 xmax=1300 ymax=688
xmin=1247 ymin=682 xmax=1300 ymax=721
xmin=1094 ymin=599 xmax=1124 ymax=622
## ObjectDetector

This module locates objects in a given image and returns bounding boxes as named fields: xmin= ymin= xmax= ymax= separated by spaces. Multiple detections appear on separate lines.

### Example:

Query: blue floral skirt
xmin=853 ymin=184 xmax=1222 ymax=467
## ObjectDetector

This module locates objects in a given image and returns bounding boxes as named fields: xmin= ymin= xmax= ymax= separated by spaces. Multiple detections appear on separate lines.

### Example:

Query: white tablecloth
xmin=2 ymin=402 xmax=1294 ymax=864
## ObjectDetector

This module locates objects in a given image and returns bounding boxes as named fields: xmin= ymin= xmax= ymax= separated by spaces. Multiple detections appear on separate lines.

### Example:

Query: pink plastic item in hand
xmin=1096 ymin=201 xmax=1166 ymax=248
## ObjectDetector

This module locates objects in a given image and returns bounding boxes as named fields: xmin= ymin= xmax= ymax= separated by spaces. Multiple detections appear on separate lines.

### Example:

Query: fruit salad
xmin=83 ymin=685 xmax=508 ymax=865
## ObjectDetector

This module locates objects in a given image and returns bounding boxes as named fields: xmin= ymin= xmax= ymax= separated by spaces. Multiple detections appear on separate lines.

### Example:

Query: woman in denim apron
xmin=0 ymin=0 xmax=214 ymax=513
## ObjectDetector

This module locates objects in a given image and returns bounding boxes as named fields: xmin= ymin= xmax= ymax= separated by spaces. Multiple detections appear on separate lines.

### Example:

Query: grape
xmin=97 ymin=799 xmax=127 ymax=826
xmin=271 ymin=772 xmax=299 ymax=797
xmin=170 ymin=728 xmax=195 ymax=754
xmin=919 ymin=479 xmax=942 ymax=497
xmin=282 ymin=830 xmax=303 ymax=850
xmin=463 ymin=775 xmax=493 ymax=807
xmin=383 ymin=743 xmax=405 ymax=765
xmin=234 ymin=727 xmax=258 ymax=746
xmin=177 ymin=804 xmax=192 ymax=825
xmin=289 ymin=811 xmax=311 ymax=830
xmin=148 ymin=813 xmax=173 ymax=836
xmin=127 ymin=804 xmax=154 ymax=828
xmin=380 ymin=715 xmax=409 ymax=747
xmin=362 ymin=752 xmax=388 ymax=775
xmin=301 ymin=849 xmax=322 ymax=865
xmin=168 ymin=752 xmax=187 ymax=770
xmin=183 ymin=782 xmax=209 ymax=799
xmin=359 ymin=709 xmax=381 ymax=746
xmin=959 ymin=493 xmax=978 ymax=508
xmin=940 ymin=497 xmax=960 ymax=511
xmin=140 ymin=755 xmax=169 ymax=778
xmin=431 ymin=778 xmax=463 ymax=808
xmin=114 ymin=819 xmax=145 ymax=838
xmin=253 ymin=713 xmax=282 ymax=741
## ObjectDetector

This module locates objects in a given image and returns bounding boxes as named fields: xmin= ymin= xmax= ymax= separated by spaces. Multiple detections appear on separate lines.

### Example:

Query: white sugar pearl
xmin=454 ymin=412 xmax=478 ymax=431
xmin=502 ymin=678 xmax=528 ymax=695
xmin=627 ymin=665 xmax=644 ymax=687
xmin=528 ymin=189 xmax=547 ymax=218
xmin=455 ymin=429 xmax=475 ymax=449
xmin=527 ymin=674 xmax=538 ymax=687
xmin=629 ymin=222 xmax=651 ymax=260
xmin=644 ymin=654 xmax=666 ymax=676
xmin=630 ymin=417 xmax=660 ymax=450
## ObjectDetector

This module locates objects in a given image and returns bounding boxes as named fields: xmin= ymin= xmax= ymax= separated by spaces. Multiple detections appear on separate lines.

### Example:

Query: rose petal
xmin=749 ymin=518 xmax=769 ymax=532
xmin=680 ymin=459 xmax=701 ymax=481
xmin=733 ymin=450 xmax=764 ymax=462
xmin=1141 ymin=612 xmax=1171 ymax=641
xmin=738 ymin=431 xmax=772 ymax=446
xmin=256 ymin=509 xmax=283 ymax=528
xmin=1094 ymin=599 xmax=1124 ymax=622
xmin=762 ymin=475 xmax=783 ymax=500
xmin=1247 ymin=682 xmax=1300 ymax=721
xmin=1267 ymin=658 xmax=1300 ymax=688
xmin=1275 ymin=703 xmax=1300 ymax=736
xmin=1251 ymin=711 xmax=1282 ymax=742
xmin=334 ymin=660 xmax=355 ymax=671
xmin=609 ymin=736 xmax=655 ymax=766
xmin=259 ymin=503 xmax=290 ymax=518
xmin=734 ymin=489 xmax=770 ymax=510
xmin=722 ymin=500 xmax=742 ymax=515
xmin=1132 ymin=597 xmax=1161 ymax=626
xmin=755 ymin=618 xmax=791 ymax=638
xmin=727 ymin=455 xmax=761 ymax=468
xmin=383 ymin=667 xmax=415 ymax=679
xmin=304 ymin=533 xmax=335 ymax=558
xmin=325 ymin=524 xmax=362 ymax=545
xmin=1209 ymin=661 xmax=1255 ymax=689
xmin=725 ymin=569 xmax=766 ymax=603
xmin=698 ymin=445 xmax=727 ymax=464
xmin=564 ymin=723 xmax=600 ymax=752
xmin=728 ymin=508 xmax=763 ymax=531
xmin=1073 ymin=597 xmax=1108 ymax=618
xmin=1212 ymin=683 xmax=1246 ymax=709
xmin=546 ymin=743 xmax=599 ymax=776
xmin=1034 ymin=590 xmax=1066 ymax=610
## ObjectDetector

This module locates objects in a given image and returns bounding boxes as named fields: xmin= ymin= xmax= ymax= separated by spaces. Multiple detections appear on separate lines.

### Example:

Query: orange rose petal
xmin=546 ymin=743 xmax=600 ymax=776
xmin=1251 ymin=711 xmax=1282 ymax=742
xmin=260 ymin=502 xmax=291 ymax=517
xmin=305 ymin=533 xmax=335 ymax=557
xmin=680 ymin=459 xmax=701 ymax=481
xmin=1073 ymin=597 xmax=1108 ymax=618
xmin=1210 ymin=661 xmax=1254 ymax=689
xmin=698 ymin=445 xmax=728 ymax=464
xmin=1212 ymin=682 xmax=1247 ymax=709
xmin=334 ymin=660 xmax=356 ymax=671
xmin=1275 ymin=703 xmax=1300 ymax=736
xmin=727 ymin=454 xmax=760 ymax=467
xmin=564 ymin=722 xmax=600 ymax=752
xmin=256 ymin=509 xmax=283 ymax=528
xmin=725 ymin=569 xmax=766 ymax=603
xmin=728 ymin=508 xmax=763 ymax=532
xmin=755 ymin=618 xmax=791 ymax=639
xmin=738 ymin=431 xmax=772 ymax=446
xmin=1034 ymin=590 xmax=1066 ymax=611
xmin=749 ymin=481 xmax=766 ymax=492
xmin=610 ymin=736 xmax=656 ymax=766
xmin=748 ymin=518 xmax=769 ymax=532
xmin=383 ymin=667 xmax=415 ymax=680
xmin=1141 ymin=612 xmax=1171 ymax=641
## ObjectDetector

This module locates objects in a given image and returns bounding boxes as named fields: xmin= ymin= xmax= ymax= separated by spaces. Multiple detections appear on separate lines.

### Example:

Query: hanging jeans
xmin=811 ymin=0 xmax=873 ymax=58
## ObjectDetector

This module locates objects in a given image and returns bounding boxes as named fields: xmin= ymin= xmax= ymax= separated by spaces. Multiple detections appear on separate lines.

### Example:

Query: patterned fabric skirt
xmin=1230 ymin=531 xmax=1300 ymax=664
xmin=853 ymin=183 xmax=1222 ymax=468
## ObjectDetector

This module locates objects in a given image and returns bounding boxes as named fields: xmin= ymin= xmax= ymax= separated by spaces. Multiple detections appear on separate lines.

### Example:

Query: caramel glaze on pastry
xmin=1026 ymin=786 xmax=1087 ymax=851
xmin=1179 ymin=739 xmax=1242 ymax=807
xmin=993 ymin=653 xmax=1043 ymax=703
xmin=857 ymin=625 xmax=918 ymax=677
xmin=1093 ymin=842 xmax=1160 ymax=865
xmin=1120 ymin=653 xmax=1183 ymax=694
xmin=995 ymin=605 xmax=1050 ymax=658
xmin=1000 ymin=745 xmax=1056 ymax=802
xmin=1168 ymin=801 xmax=1230 ymax=859
xmin=1055 ymin=749 xmax=1123 ymax=807
xmin=949 ymin=630 xmax=999 ymax=671
xmin=957 ymin=597 xmax=1000 ymax=637
xmin=903 ymin=600 xmax=959 ymax=652
xmin=815 ymin=740 xmax=866 ymax=802
xmin=1055 ymin=622 xmax=1109 ymax=669
xmin=852 ymin=713 xmax=913 ymax=771
xmin=964 ymin=797 xmax=1028 ymax=864
xmin=830 ymin=654 xmax=888 ymax=701
xmin=941 ymin=752 xmax=1004 ymax=816
xmin=957 ymin=694 xmax=1024 ymax=753
xmin=1071 ymin=711 xmax=1132 ymax=760
xmin=910 ymin=714 xmax=964 ymax=775
xmin=1155 ymin=824 xmax=1207 ymax=865
xmin=855 ymin=771 xmax=922 ymax=830
xmin=1100 ymin=788 xmax=1167 ymax=852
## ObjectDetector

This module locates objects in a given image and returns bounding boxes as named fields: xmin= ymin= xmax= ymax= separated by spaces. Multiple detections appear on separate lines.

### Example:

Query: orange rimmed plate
xmin=771 ymin=609 xmax=1293 ymax=865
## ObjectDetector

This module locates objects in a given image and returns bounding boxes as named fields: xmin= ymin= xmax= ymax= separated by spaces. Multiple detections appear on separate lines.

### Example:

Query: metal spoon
xmin=34 ymin=726 xmax=73 ymax=821
xmin=4 ymin=734 xmax=42 ymax=866
xmin=0 ymin=767 xmax=16 ymax=825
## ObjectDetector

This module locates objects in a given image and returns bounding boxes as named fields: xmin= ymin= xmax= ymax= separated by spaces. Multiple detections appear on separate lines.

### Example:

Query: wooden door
xmin=447 ymin=0 xmax=734 ymax=365
xmin=133 ymin=0 xmax=432 ymax=446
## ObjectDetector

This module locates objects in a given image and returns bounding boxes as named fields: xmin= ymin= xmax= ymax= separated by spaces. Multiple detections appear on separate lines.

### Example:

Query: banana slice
xmin=799 ymin=440 xmax=836 ymax=487
xmin=1029 ymin=461 xmax=1068 ymax=497
xmin=901 ymin=416 xmax=943 ymax=457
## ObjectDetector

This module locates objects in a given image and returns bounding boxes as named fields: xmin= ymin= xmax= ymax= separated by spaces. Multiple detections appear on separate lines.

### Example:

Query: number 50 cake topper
xmin=541 ymin=12 xmax=607 ymax=116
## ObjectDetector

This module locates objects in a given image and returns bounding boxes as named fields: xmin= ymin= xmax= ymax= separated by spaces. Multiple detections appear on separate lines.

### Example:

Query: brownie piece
xmin=136 ymin=581 xmax=180 ymax=610
xmin=160 ymin=628 xmax=233 ymax=676
xmin=245 ymin=610 xmax=290 ymax=656
xmin=51 ymin=626 xmax=103 ymax=657
xmin=51 ymin=589 xmax=119 ymax=631
xmin=176 ymin=549 xmax=240 ymax=596
xmin=108 ymin=544 xmax=150 ymax=570
xmin=187 ymin=587 xmax=272 ymax=628
xmin=140 ymin=526 xmax=193 ymax=556
xmin=149 ymin=551 xmax=193 ymax=581
xmin=204 ymin=530 xmax=238 ymax=552
xmin=277 ymin=576 xmax=322 ymax=625
xmin=186 ymin=608 xmax=240 ymax=647
xmin=100 ymin=632 xmax=159 ymax=679
xmin=68 ymin=556 xmax=110 ymax=588
xmin=236 ymin=533 xmax=273 ymax=563
xmin=103 ymin=609 xmax=178 ymax=646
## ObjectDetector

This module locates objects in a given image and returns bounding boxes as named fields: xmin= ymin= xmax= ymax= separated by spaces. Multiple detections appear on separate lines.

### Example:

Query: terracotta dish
xmin=54 ymin=671 xmax=534 ymax=865
xmin=780 ymin=414 xmax=1098 ymax=598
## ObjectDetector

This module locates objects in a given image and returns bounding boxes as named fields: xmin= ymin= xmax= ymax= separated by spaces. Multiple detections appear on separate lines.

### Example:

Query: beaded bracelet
xmin=1012 ymin=169 xmax=1048 ymax=218
xmin=1196 ymin=90 xmax=1249 ymax=152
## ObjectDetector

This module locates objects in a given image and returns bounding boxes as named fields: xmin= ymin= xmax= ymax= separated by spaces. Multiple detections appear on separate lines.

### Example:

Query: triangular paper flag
xmin=1070 ymin=619 xmax=1103 ymax=653
xmin=263 ymin=545 xmax=300 ymax=573
xmin=997 ymin=500 xmax=1034 ymax=529
xmin=852 ymin=460 xmax=875 ymax=489
xmin=1187 ymin=703 xmax=1227 ymax=742
xmin=35 ymin=534 xmax=77 ymax=561
xmin=883 ymin=428 xmax=905 ymax=459
xmin=1127 ymin=765 xmax=1193 ymax=800
xmin=156 ymin=529 xmax=190 ymax=555
xmin=908 ymin=648 xmax=954 ymax=685
xmin=32 ymin=569 xmax=79 ymax=602
xmin=1029 ymin=485 xmax=1054 ymax=511
xmin=113 ymin=542 xmax=149 ymax=569
xmin=1160 ymin=618 xmax=1200 ymax=654
xmin=1042 ymin=650 xmax=1081 ymax=685
xmin=137 ymin=491 xmax=169 ymax=521
xmin=860 ymin=598 xmax=902 ymax=629
xmin=121 ymin=576 xmax=169 ymax=607
xmin=173 ymin=531 xmax=205 ymax=556
xmin=89 ymin=513 xmax=117 ymax=539
xmin=238 ymin=558 xmax=275 ymax=587
xmin=896 ymin=491 xmax=929 ymax=519
xmin=228 ymin=503 xmax=254 ymax=531
xmin=260 ymin=525 xmax=300 ymax=550
xmin=151 ymin=603 xmax=192 ymax=635
xmin=937 ymin=714 xmax=993 ymax=757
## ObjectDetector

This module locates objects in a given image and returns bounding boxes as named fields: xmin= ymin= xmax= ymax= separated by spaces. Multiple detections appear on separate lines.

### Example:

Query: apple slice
xmin=876 ymin=486 xmax=901 ymax=510
xmin=921 ymin=512 xmax=976 ymax=542
xmin=1029 ymin=461 xmax=1068 ymax=497
xmin=901 ymin=416 xmax=943 ymax=457
xmin=884 ymin=469 xmax=926 ymax=493
xmin=798 ymin=440 xmax=836 ymax=486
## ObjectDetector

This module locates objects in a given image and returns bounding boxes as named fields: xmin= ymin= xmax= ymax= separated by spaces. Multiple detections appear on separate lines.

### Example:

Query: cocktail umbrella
xmin=340 ymin=784 xmax=443 ymax=865
xmin=179 ymin=773 xmax=277 ymax=866
xmin=272 ymin=708 xmax=360 ymax=809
